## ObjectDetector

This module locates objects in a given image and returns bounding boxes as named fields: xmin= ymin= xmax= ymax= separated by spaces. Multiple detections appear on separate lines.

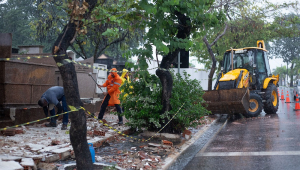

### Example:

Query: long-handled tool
xmin=88 ymin=72 xmax=104 ymax=93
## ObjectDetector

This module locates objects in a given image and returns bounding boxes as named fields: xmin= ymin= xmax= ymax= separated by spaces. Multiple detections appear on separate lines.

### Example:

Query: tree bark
xmin=53 ymin=23 xmax=93 ymax=170
xmin=51 ymin=1 xmax=98 ymax=169
xmin=155 ymin=10 xmax=190 ymax=133
xmin=203 ymin=36 xmax=216 ymax=91
xmin=203 ymin=24 xmax=228 ymax=90
xmin=156 ymin=50 xmax=178 ymax=112
xmin=290 ymin=62 xmax=294 ymax=87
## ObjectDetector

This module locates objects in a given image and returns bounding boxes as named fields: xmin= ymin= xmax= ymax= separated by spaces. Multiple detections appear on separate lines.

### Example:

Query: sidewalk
xmin=0 ymin=110 xmax=217 ymax=170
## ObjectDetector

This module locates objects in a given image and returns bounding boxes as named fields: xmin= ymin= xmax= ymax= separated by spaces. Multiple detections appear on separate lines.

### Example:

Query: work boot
xmin=118 ymin=115 xmax=123 ymax=125
xmin=45 ymin=122 xmax=57 ymax=127
xmin=61 ymin=124 xmax=67 ymax=130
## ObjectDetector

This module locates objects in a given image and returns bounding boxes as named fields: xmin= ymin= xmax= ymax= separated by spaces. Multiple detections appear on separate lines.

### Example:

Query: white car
xmin=293 ymin=80 xmax=300 ymax=100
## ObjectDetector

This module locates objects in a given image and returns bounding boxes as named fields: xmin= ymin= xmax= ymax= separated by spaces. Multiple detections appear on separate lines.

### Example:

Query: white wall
xmin=146 ymin=59 xmax=216 ymax=90
xmin=18 ymin=46 xmax=43 ymax=54
xmin=169 ymin=68 xmax=216 ymax=91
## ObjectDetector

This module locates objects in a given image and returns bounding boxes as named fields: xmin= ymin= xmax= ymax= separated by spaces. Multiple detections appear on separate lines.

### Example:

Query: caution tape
xmin=0 ymin=54 xmax=66 ymax=61
xmin=81 ymin=102 xmax=185 ymax=142
xmin=80 ymin=107 xmax=144 ymax=141
xmin=0 ymin=106 xmax=82 ymax=131
xmin=0 ymin=103 xmax=186 ymax=143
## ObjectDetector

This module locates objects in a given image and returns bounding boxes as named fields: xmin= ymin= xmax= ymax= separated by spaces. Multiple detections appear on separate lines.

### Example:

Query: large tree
xmin=49 ymin=0 xmax=142 ymax=169
xmin=127 ymin=0 xmax=225 ymax=133
xmin=270 ymin=37 xmax=300 ymax=87
xmin=269 ymin=13 xmax=300 ymax=87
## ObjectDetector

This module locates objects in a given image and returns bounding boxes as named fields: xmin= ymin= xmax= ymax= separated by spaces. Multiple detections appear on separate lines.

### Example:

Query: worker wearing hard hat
xmin=97 ymin=68 xmax=123 ymax=124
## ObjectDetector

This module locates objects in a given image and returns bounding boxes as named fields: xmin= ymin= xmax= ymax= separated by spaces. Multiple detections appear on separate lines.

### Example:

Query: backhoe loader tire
xmin=244 ymin=93 xmax=262 ymax=118
xmin=263 ymin=84 xmax=278 ymax=114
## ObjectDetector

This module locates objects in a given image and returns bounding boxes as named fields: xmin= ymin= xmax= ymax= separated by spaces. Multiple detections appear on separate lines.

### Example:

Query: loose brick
xmin=162 ymin=140 xmax=173 ymax=147
xmin=15 ymin=128 xmax=24 ymax=134
xmin=182 ymin=129 xmax=192 ymax=140
xmin=182 ymin=129 xmax=191 ymax=137
xmin=94 ymin=130 xmax=105 ymax=136
xmin=2 ymin=128 xmax=15 ymax=136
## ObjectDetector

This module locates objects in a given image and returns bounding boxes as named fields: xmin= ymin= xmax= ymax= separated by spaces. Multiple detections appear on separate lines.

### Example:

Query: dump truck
xmin=203 ymin=40 xmax=279 ymax=117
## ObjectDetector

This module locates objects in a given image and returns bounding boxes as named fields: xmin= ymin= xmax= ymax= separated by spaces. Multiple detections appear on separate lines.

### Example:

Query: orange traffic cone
xmin=285 ymin=91 xmax=291 ymax=103
xmin=278 ymin=90 xmax=280 ymax=97
xmin=294 ymin=94 xmax=300 ymax=110
xmin=280 ymin=90 xmax=285 ymax=100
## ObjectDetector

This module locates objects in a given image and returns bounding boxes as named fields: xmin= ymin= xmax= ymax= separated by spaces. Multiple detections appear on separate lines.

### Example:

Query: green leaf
xmin=154 ymin=40 xmax=169 ymax=54
xmin=110 ymin=16 xmax=116 ymax=21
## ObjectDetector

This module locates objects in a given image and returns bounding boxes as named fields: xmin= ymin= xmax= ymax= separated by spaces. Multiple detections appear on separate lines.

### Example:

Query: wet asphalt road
xmin=184 ymin=87 xmax=300 ymax=170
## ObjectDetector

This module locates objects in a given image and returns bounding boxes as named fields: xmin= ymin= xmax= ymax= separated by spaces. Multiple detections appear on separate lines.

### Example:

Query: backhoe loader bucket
xmin=203 ymin=88 xmax=250 ymax=115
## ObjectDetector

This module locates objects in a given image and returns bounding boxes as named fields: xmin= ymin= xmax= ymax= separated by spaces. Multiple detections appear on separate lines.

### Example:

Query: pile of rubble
xmin=0 ymin=113 xmax=216 ymax=170
xmin=92 ymin=136 xmax=179 ymax=170
xmin=0 ymin=113 xmax=131 ymax=170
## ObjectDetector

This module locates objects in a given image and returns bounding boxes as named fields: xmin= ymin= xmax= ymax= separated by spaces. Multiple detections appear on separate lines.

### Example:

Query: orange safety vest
xmin=102 ymin=68 xmax=122 ymax=106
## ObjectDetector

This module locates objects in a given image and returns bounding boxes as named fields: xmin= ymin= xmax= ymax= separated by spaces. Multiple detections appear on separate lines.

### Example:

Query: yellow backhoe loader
xmin=203 ymin=40 xmax=279 ymax=117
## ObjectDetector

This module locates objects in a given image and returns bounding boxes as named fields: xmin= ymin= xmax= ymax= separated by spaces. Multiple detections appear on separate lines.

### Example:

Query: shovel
xmin=88 ymin=72 xmax=104 ymax=93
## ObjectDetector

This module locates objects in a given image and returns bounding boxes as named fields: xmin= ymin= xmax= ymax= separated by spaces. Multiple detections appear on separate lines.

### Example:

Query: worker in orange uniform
xmin=97 ymin=68 xmax=123 ymax=124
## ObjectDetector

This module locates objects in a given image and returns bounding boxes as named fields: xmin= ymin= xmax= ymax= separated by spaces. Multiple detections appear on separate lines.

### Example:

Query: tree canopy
xmin=30 ymin=0 xmax=145 ymax=60
xmin=0 ymin=0 xmax=41 ymax=49
xmin=269 ymin=13 xmax=300 ymax=86
xmin=190 ymin=0 xmax=297 ymax=78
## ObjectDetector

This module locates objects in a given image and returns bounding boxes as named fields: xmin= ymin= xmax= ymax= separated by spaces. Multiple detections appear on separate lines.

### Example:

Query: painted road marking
xmin=196 ymin=151 xmax=300 ymax=157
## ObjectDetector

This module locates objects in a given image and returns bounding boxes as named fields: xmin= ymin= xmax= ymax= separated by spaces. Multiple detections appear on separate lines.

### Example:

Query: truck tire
xmin=244 ymin=93 xmax=263 ymax=118
xmin=263 ymin=84 xmax=278 ymax=114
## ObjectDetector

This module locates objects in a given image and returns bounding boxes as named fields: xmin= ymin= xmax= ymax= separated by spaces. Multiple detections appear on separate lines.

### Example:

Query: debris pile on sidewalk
xmin=93 ymin=137 xmax=179 ymax=170
xmin=0 ymin=112 xmax=130 ymax=169
xmin=0 ymin=112 xmax=216 ymax=170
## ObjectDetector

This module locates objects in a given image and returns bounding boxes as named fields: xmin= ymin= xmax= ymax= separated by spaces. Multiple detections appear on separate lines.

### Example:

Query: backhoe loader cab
xmin=203 ymin=40 xmax=279 ymax=118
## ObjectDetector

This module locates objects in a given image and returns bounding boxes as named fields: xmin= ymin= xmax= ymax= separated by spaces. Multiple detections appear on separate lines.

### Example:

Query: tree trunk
xmin=203 ymin=36 xmax=216 ymax=91
xmin=51 ymin=1 xmax=98 ymax=169
xmin=202 ymin=24 xmax=228 ymax=91
xmin=53 ymin=23 xmax=93 ymax=170
xmin=290 ymin=62 xmax=294 ymax=87
xmin=156 ymin=53 xmax=175 ymax=133
xmin=155 ymin=10 xmax=190 ymax=133
xmin=156 ymin=53 xmax=175 ymax=113
xmin=287 ymin=62 xmax=289 ymax=87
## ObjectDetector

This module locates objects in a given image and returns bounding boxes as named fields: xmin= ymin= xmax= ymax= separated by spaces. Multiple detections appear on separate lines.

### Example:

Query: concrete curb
xmin=161 ymin=115 xmax=228 ymax=170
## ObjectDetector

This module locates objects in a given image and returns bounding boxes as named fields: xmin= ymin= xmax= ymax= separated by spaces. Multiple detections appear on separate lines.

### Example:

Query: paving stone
xmin=20 ymin=158 xmax=37 ymax=170
xmin=44 ymin=154 xmax=60 ymax=163
xmin=37 ymin=162 xmax=57 ymax=170
xmin=0 ymin=160 xmax=23 ymax=170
